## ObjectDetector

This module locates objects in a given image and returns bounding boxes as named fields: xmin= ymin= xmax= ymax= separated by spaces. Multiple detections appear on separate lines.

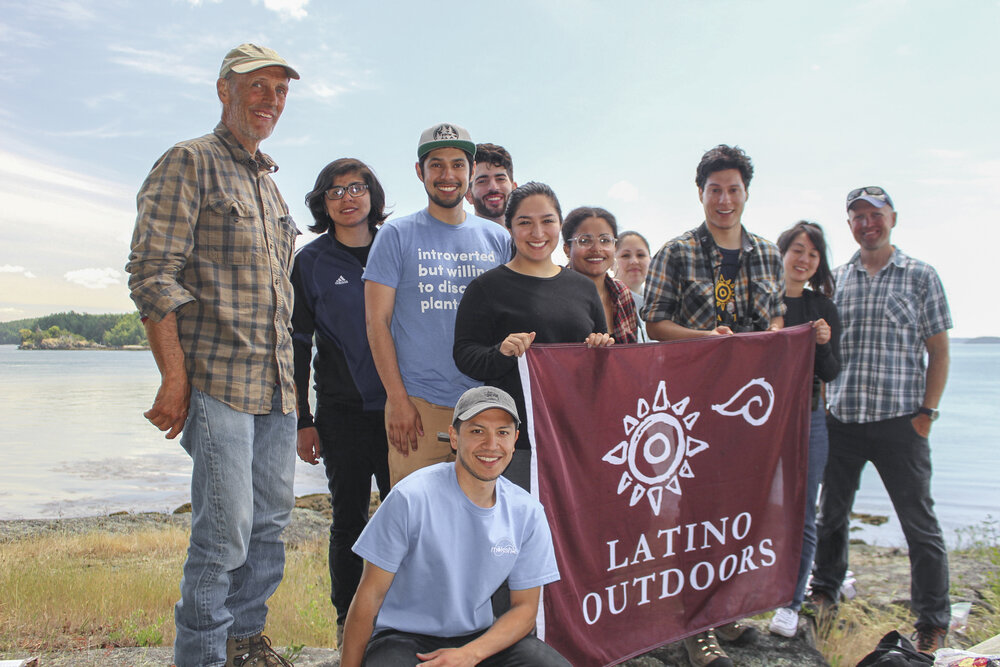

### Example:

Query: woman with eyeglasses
xmin=453 ymin=182 xmax=613 ymax=490
xmin=291 ymin=158 xmax=392 ymax=645
xmin=767 ymin=220 xmax=842 ymax=639
xmin=563 ymin=207 xmax=639 ymax=344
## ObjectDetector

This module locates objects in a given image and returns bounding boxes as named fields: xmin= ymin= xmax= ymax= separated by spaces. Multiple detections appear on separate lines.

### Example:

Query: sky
xmin=1 ymin=0 xmax=997 ymax=338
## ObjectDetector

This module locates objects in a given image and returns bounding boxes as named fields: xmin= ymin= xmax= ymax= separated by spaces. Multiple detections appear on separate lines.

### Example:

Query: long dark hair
xmin=777 ymin=220 xmax=834 ymax=297
xmin=304 ymin=158 xmax=389 ymax=234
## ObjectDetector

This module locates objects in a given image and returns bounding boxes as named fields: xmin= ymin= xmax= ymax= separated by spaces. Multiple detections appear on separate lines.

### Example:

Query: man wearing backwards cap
xmin=364 ymin=124 xmax=510 ymax=487
xmin=340 ymin=386 xmax=570 ymax=667
xmin=126 ymin=44 xmax=300 ymax=667
xmin=810 ymin=186 xmax=952 ymax=654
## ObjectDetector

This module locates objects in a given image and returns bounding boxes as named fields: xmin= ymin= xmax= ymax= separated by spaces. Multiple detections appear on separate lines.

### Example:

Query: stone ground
xmin=2 ymin=506 xmax=997 ymax=666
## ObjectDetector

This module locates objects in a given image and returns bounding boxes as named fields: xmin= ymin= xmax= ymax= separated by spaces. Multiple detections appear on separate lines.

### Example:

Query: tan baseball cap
xmin=219 ymin=43 xmax=300 ymax=80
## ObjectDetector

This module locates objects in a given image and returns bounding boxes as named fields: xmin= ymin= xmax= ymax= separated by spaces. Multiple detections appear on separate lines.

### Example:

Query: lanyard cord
xmin=696 ymin=226 xmax=755 ymax=329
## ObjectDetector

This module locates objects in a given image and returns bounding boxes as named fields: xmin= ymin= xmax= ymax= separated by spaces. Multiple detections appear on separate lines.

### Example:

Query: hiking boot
xmin=768 ymin=607 xmax=800 ymax=638
xmin=226 ymin=633 xmax=293 ymax=666
xmin=715 ymin=620 xmax=759 ymax=645
xmin=913 ymin=624 xmax=947 ymax=655
xmin=805 ymin=589 xmax=838 ymax=620
xmin=684 ymin=630 xmax=733 ymax=667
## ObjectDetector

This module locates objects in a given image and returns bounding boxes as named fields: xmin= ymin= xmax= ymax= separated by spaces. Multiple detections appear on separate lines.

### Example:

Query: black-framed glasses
xmin=568 ymin=234 xmax=616 ymax=248
xmin=325 ymin=182 xmax=368 ymax=200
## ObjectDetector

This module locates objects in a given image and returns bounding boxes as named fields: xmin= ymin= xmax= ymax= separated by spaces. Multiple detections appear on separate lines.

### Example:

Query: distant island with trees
xmin=0 ymin=311 xmax=148 ymax=349
xmin=2 ymin=312 xmax=999 ymax=350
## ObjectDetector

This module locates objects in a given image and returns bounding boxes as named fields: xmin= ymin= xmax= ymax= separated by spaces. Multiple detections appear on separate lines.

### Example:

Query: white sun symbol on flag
xmin=601 ymin=379 xmax=710 ymax=516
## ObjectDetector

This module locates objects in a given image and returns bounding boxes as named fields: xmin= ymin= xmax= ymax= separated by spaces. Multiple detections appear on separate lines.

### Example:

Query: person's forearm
xmin=144 ymin=312 xmax=187 ymax=383
xmin=923 ymin=334 xmax=950 ymax=409
xmin=646 ymin=318 xmax=712 ymax=341
xmin=366 ymin=318 xmax=408 ymax=400
xmin=456 ymin=599 xmax=537 ymax=663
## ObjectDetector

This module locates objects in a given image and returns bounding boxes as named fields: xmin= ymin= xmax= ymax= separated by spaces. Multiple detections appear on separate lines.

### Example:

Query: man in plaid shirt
xmin=810 ymin=187 xmax=952 ymax=655
xmin=126 ymin=44 xmax=300 ymax=667
xmin=640 ymin=144 xmax=783 ymax=667
xmin=641 ymin=144 xmax=784 ymax=344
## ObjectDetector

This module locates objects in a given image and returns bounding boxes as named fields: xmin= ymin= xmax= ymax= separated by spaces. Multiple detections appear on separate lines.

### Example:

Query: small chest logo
xmin=491 ymin=539 xmax=518 ymax=557
xmin=334 ymin=275 xmax=348 ymax=285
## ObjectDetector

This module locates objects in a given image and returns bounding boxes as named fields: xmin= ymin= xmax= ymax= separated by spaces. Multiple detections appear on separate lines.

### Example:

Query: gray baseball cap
xmin=417 ymin=122 xmax=476 ymax=159
xmin=453 ymin=386 xmax=520 ymax=427
xmin=219 ymin=43 xmax=300 ymax=80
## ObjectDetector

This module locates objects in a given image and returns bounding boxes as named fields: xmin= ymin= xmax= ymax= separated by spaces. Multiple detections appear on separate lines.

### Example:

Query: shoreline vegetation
xmin=3 ymin=312 xmax=1000 ymax=351
xmin=1 ymin=497 xmax=997 ymax=666
xmin=0 ymin=311 xmax=148 ymax=349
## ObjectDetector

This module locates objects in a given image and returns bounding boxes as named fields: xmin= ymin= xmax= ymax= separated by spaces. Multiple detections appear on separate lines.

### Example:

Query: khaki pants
xmin=387 ymin=396 xmax=455 ymax=487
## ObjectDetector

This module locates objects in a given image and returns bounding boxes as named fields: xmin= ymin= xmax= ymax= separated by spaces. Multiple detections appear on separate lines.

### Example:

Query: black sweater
xmin=454 ymin=265 xmax=606 ymax=449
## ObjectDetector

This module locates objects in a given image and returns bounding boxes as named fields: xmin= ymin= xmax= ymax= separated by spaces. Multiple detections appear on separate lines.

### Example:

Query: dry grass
xmin=0 ymin=526 xmax=337 ymax=654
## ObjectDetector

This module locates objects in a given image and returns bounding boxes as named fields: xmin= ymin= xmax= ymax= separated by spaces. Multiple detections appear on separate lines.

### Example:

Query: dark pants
xmin=314 ymin=405 xmax=391 ymax=626
xmin=812 ymin=414 xmax=950 ymax=628
xmin=363 ymin=629 xmax=571 ymax=667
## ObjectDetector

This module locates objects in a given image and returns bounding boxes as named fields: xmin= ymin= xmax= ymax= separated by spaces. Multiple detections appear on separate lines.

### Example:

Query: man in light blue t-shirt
xmin=340 ymin=386 xmax=569 ymax=667
xmin=364 ymin=123 xmax=510 ymax=487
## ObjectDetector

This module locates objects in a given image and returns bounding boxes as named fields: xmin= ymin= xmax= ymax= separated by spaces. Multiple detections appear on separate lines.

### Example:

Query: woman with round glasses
xmin=767 ymin=220 xmax=842 ymax=639
xmin=291 ymin=158 xmax=392 ymax=644
xmin=453 ymin=182 xmax=613 ymax=490
xmin=563 ymin=207 xmax=639 ymax=344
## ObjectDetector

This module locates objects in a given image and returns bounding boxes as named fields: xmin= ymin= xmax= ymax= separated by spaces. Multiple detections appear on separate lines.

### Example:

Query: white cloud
xmin=608 ymin=180 xmax=639 ymax=203
xmin=0 ymin=265 xmax=25 ymax=273
xmin=64 ymin=268 xmax=125 ymax=290
xmin=107 ymin=45 xmax=213 ymax=82
xmin=263 ymin=0 xmax=309 ymax=20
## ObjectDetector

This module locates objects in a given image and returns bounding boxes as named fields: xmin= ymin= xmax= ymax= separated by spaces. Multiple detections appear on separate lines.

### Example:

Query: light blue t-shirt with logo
xmin=353 ymin=462 xmax=560 ymax=636
xmin=363 ymin=208 xmax=511 ymax=407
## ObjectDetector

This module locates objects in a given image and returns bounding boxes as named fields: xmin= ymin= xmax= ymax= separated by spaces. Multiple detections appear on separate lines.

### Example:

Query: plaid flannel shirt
xmin=127 ymin=122 xmax=299 ymax=415
xmin=605 ymin=274 xmax=639 ymax=344
xmin=827 ymin=247 xmax=952 ymax=424
xmin=641 ymin=223 xmax=785 ymax=332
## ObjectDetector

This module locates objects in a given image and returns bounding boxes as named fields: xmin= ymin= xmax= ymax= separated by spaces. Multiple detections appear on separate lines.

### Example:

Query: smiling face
xmin=782 ymin=231 xmax=820 ymax=290
xmin=466 ymin=162 xmax=514 ymax=222
xmin=614 ymin=235 xmax=651 ymax=292
xmin=325 ymin=170 xmax=371 ymax=234
xmin=451 ymin=408 xmax=517 ymax=486
xmin=508 ymin=194 xmax=561 ymax=265
xmin=565 ymin=216 xmax=616 ymax=279
xmin=848 ymin=200 xmax=896 ymax=252
xmin=217 ymin=66 xmax=289 ymax=154
xmin=698 ymin=168 xmax=748 ymax=238
xmin=416 ymin=147 xmax=471 ymax=210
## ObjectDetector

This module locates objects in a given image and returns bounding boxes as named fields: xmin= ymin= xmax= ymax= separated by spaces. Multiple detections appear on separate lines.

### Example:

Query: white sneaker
xmin=769 ymin=607 xmax=800 ymax=638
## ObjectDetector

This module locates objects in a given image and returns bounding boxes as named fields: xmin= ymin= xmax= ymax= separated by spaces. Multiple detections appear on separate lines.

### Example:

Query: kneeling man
xmin=340 ymin=386 xmax=570 ymax=666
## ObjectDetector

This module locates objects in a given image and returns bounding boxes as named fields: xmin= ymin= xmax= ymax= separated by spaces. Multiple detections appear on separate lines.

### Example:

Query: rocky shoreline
xmin=2 ymin=506 xmax=996 ymax=667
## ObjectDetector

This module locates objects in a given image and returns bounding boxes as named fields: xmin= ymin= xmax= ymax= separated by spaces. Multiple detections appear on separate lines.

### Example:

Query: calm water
xmin=0 ymin=344 xmax=997 ymax=547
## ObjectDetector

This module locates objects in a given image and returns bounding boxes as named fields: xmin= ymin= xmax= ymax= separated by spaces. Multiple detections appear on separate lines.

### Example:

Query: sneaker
xmin=768 ymin=607 xmax=800 ymax=638
xmin=714 ymin=620 xmax=759 ymax=645
xmin=683 ymin=630 xmax=733 ymax=667
xmin=226 ymin=633 xmax=293 ymax=666
xmin=912 ymin=624 xmax=947 ymax=655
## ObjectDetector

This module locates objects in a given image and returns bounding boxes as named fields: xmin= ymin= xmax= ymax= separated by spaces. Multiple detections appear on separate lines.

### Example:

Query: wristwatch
xmin=917 ymin=407 xmax=940 ymax=421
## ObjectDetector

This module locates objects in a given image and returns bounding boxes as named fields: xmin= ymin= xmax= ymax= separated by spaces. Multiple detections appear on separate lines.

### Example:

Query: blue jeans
xmin=789 ymin=401 xmax=829 ymax=609
xmin=363 ymin=629 xmax=571 ymax=667
xmin=174 ymin=387 xmax=296 ymax=667
xmin=812 ymin=415 xmax=950 ymax=628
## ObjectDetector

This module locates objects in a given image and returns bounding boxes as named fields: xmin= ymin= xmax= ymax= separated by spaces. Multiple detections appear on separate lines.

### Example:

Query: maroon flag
xmin=518 ymin=325 xmax=815 ymax=666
